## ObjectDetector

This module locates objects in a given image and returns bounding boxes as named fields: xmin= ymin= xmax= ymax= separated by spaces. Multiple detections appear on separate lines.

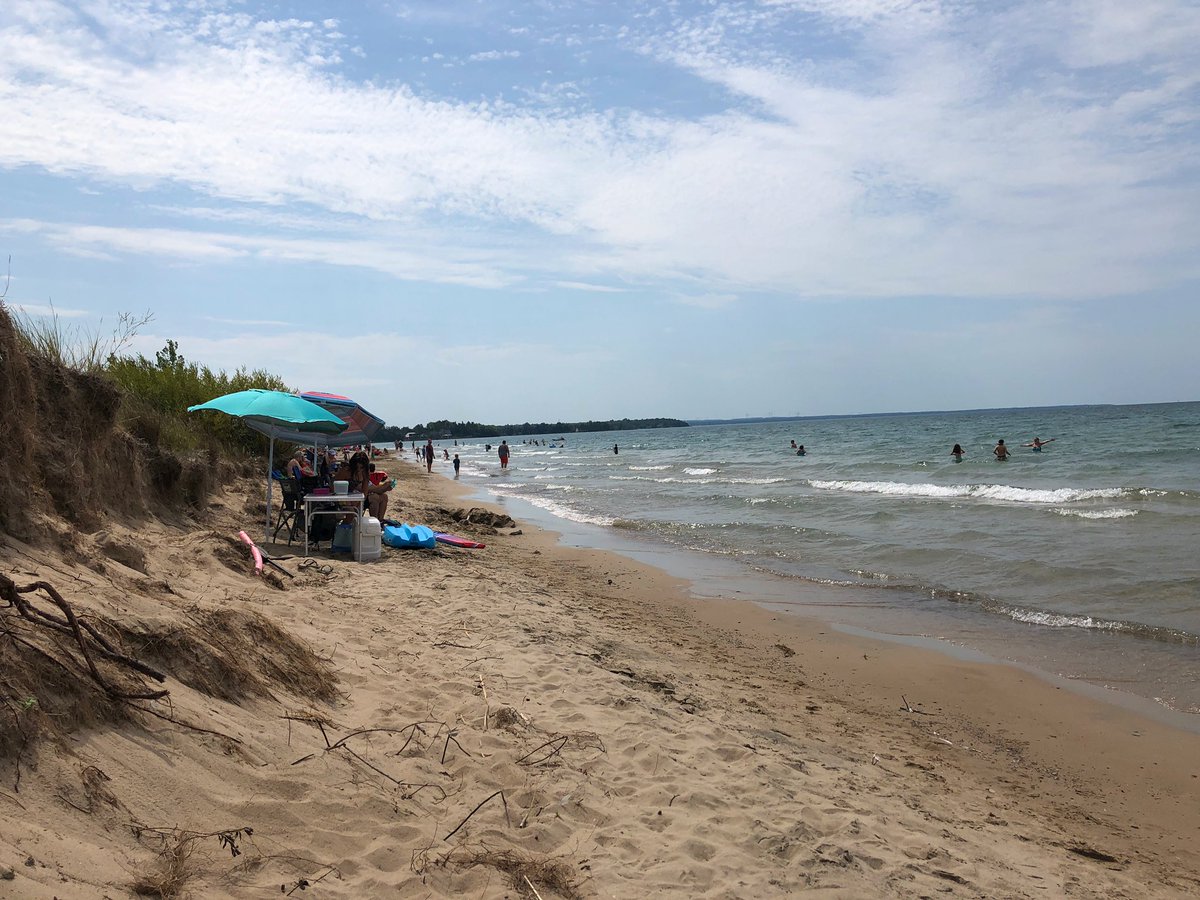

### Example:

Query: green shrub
xmin=107 ymin=341 xmax=293 ymax=456
xmin=8 ymin=305 xmax=293 ymax=459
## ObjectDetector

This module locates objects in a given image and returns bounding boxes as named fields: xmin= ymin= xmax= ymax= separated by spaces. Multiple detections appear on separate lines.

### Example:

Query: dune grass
xmin=5 ymin=303 xmax=291 ymax=458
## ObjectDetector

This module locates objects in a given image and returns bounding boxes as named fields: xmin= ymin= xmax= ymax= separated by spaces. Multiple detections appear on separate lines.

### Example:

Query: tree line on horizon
xmin=378 ymin=417 xmax=689 ymax=441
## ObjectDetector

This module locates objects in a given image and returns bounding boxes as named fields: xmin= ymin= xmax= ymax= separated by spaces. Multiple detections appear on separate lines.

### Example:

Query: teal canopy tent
xmin=187 ymin=389 xmax=348 ymax=543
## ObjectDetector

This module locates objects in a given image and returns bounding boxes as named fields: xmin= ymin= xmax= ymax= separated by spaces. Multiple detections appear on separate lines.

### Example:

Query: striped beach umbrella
xmin=298 ymin=391 xmax=385 ymax=447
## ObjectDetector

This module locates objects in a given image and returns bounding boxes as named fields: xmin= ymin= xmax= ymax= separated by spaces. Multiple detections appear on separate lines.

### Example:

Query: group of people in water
xmin=788 ymin=437 xmax=1055 ymax=461
xmin=985 ymin=437 xmax=1055 ymax=461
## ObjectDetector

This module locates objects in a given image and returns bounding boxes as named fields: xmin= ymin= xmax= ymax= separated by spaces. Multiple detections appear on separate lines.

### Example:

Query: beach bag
xmin=331 ymin=522 xmax=354 ymax=553
xmin=307 ymin=513 xmax=336 ymax=544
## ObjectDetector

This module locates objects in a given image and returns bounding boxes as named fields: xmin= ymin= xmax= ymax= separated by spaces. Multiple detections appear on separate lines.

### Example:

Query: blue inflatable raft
xmin=382 ymin=523 xmax=437 ymax=549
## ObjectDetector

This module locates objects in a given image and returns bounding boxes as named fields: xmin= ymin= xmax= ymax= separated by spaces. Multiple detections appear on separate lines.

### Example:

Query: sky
xmin=1 ymin=0 xmax=1198 ymax=428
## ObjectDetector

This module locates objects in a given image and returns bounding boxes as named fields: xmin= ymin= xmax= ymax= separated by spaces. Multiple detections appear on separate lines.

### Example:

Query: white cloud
xmin=4 ymin=219 xmax=518 ymax=288
xmin=7 ymin=302 xmax=89 ymax=317
xmin=671 ymin=293 xmax=738 ymax=309
xmin=0 ymin=0 xmax=1197 ymax=301
xmin=202 ymin=315 xmax=292 ymax=327
xmin=469 ymin=49 xmax=521 ymax=61
xmin=553 ymin=280 xmax=627 ymax=293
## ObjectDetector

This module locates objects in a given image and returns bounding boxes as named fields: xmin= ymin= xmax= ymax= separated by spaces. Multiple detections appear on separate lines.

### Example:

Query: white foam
xmin=1052 ymin=508 xmax=1139 ymax=519
xmin=611 ymin=474 xmax=785 ymax=486
xmin=971 ymin=484 xmax=1124 ymax=503
xmin=629 ymin=465 xmax=671 ymax=471
xmin=1005 ymin=609 xmax=1119 ymax=631
xmin=488 ymin=487 xmax=614 ymax=527
xmin=809 ymin=480 xmax=1126 ymax=504
xmin=809 ymin=480 xmax=962 ymax=498
xmin=684 ymin=467 xmax=716 ymax=475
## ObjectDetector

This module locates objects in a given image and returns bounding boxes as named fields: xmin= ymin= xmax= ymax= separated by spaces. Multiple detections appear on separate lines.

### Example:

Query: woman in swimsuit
xmin=1023 ymin=437 xmax=1055 ymax=452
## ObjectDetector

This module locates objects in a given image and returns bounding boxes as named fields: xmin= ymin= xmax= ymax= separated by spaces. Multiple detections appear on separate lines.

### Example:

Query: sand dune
xmin=1 ymin=457 xmax=1198 ymax=898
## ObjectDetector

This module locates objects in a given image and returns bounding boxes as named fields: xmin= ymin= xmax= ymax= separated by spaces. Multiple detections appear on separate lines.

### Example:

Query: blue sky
xmin=2 ymin=0 xmax=1198 ymax=427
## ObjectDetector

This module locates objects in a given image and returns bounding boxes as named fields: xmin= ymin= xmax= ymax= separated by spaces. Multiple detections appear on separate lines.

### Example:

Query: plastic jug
xmin=357 ymin=516 xmax=382 ymax=562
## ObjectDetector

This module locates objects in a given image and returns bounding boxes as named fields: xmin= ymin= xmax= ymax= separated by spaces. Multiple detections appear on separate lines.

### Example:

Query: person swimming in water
xmin=1023 ymin=436 xmax=1056 ymax=452
xmin=796 ymin=445 xmax=806 ymax=456
xmin=994 ymin=439 xmax=1010 ymax=461
xmin=951 ymin=443 xmax=965 ymax=462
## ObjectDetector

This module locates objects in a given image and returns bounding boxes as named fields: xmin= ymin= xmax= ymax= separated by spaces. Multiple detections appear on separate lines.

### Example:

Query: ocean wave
xmin=743 ymin=566 xmax=1200 ymax=646
xmin=849 ymin=569 xmax=894 ymax=580
xmin=611 ymin=474 xmax=787 ymax=486
xmin=629 ymin=465 xmax=671 ymax=471
xmin=684 ymin=467 xmax=716 ymax=475
xmin=996 ymin=607 xmax=1199 ymax=645
xmin=488 ymin=487 xmax=615 ymax=527
xmin=1052 ymin=508 xmax=1139 ymax=519
xmin=809 ymin=479 xmax=1125 ymax=504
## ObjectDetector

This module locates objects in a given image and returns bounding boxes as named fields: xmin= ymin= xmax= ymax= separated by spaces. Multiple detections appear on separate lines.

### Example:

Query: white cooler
xmin=357 ymin=516 xmax=382 ymax=562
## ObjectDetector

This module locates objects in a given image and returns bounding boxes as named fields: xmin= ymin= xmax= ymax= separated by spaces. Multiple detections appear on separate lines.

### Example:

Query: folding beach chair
xmin=272 ymin=476 xmax=305 ymax=545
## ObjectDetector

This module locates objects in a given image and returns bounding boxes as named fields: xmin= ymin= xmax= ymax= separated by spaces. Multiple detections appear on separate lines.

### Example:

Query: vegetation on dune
xmin=107 ymin=339 xmax=291 ymax=456
xmin=0 ymin=300 xmax=294 ymax=536
xmin=6 ymin=303 xmax=291 ymax=459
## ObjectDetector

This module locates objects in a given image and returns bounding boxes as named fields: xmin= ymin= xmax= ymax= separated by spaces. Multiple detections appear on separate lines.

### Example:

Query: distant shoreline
xmin=687 ymin=398 xmax=1198 ymax=426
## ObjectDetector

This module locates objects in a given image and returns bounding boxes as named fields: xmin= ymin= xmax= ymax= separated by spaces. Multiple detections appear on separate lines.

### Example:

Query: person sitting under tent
xmin=287 ymin=450 xmax=313 ymax=480
xmin=348 ymin=452 xmax=393 ymax=520
xmin=365 ymin=463 xmax=394 ymax=520
xmin=347 ymin=451 xmax=370 ymax=494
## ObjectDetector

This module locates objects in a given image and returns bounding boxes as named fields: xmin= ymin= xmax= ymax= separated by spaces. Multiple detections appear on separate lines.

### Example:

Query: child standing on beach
xmin=453 ymin=454 xmax=460 ymax=477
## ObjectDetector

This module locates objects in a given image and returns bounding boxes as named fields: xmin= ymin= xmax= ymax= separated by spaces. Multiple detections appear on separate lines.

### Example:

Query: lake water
xmin=430 ymin=402 xmax=1200 ymax=721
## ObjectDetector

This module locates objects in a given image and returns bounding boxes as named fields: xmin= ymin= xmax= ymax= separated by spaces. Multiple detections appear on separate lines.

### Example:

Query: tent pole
xmin=265 ymin=435 xmax=275 ymax=545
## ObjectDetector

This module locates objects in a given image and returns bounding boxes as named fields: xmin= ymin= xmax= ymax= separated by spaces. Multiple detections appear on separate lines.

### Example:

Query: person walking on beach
xmin=951 ymin=443 xmax=965 ymax=462
xmin=453 ymin=453 xmax=461 ymax=478
xmin=424 ymin=439 xmax=435 ymax=473
xmin=994 ymin=439 xmax=1010 ymax=461
xmin=498 ymin=440 xmax=510 ymax=469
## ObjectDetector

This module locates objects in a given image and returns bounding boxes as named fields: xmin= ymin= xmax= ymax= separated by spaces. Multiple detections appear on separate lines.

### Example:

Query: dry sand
xmin=2 ymin=454 xmax=1198 ymax=898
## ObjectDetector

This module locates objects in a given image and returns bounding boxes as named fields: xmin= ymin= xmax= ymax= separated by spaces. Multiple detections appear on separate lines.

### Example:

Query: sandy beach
xmin=2 ymin=453 xmax=1198 ymax=898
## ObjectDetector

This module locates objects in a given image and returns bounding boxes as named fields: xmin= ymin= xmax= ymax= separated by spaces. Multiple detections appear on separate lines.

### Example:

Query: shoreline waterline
xmin=443 ymin=467 xmax=1200 ymax=735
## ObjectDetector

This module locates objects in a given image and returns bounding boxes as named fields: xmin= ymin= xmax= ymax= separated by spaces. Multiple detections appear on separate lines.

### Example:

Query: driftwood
xmin=444 ymin=789 xmax=510 ymax=841
xmin=0 ymin=572 xmax=168 ymax=701
xmin=287 ymin=718 xmax=450 ymax=801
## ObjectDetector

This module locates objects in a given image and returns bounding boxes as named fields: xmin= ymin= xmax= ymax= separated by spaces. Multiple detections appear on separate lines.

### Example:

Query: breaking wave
xmin=808 ymin=480 xmax=1125 ymax=504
